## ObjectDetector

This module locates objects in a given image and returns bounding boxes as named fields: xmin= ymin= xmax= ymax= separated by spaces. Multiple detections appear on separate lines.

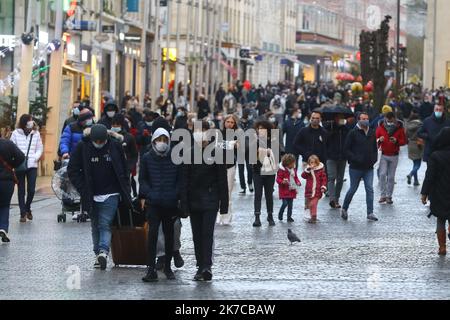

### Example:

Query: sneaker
xmin=386 ymin=198 xmax=394 ymax=205
xmin=379 ymin=197 xmax=387 ymax=204
xmin=26 ymin=211 xmax=33 ymax=221
xmin=194 ymin=269 xmax=204 ymax=281
xmin=20 ymin=216 xmax=27 ymax=223
xmin=72 ymin=213 xmax=79 ymax=221
xmin=94 ymin=256 xmax=101 ymax=269
xmin=164 ymin=268 xmax=176 ymax=280
xmin=173 ymin=251 xmax=185 ymax=269
xmin=308 ymin=218 xmax=317 ymax=224
xmin=287 ymin=217 xmax=295 ymax=223
xmin=414 ymin=181 xmax=420 ymax=187
xmin=155 ymin=256 xmax=165 ymax=271
xmin=142 ymin=269 xmax=158 ymax=283
xmin=98 ymin=252 xmax=108 ymax=270
xmin=341 ymin=209 xmax=348 ymax=221
xmin=407 ymin=175 xmax=412 ymax=185
xmin=0 ymin=229 xmax=10 ymax=243
xmin=249 ymin=184 xmax=254 ymax=193
xmin=239 ymin=189 xmax=246 ymax=195
xmin=202 ymin=268 xmax=213 ymax=281
xmin=367 ymin=213 xmax=379 ymax=222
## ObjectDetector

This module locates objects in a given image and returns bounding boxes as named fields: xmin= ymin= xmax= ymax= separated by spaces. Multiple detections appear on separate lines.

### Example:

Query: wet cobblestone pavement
xmin=1 ymin=150 xmax=449 ymax=300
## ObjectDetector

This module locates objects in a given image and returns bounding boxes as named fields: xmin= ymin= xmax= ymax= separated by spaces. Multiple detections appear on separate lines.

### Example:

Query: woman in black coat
xmin=180 ymin=121 xmax=228 ymax=281
xmin=0 ymin=139 xmax=25 ymax=242
xmin=422 ymin=127 xmax=450 ymax=256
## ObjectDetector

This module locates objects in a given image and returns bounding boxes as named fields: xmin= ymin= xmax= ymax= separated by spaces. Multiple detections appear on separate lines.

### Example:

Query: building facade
xmin=296 ymin=0 xmax=407 ymax=83
xmin=423 ymin=0 xmax=450 ymax=90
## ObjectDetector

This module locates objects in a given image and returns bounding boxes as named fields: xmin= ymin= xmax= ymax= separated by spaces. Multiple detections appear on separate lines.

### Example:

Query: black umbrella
xmin=319 ymin=105 xmax=354 ymax=120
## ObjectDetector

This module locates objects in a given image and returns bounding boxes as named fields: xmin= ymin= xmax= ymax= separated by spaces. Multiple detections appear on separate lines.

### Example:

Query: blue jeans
xmin=0 ymin=181 xmax=15 ymax=232
xmin=343 ymin=168 xmax=374 ymax=215
xmin=16 ymin=168 xmax=38 ymax=216
xmin=409 ymin=159 xmax=422 ymax=183
xmin=90 ymin=195 xmax=119 ymax=255
xmin=278 ymin=199 xmax=293 ymax=219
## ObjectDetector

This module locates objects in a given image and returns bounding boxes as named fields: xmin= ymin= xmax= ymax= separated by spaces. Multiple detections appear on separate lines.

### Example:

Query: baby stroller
xmin=52 ymin=159 xmax=89 ymax=223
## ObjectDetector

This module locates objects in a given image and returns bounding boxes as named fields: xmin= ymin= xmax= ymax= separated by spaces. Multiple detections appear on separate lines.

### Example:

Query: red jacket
xmin=376 ymin=121 xmax=407 ymax=156
xmin=276 ymin=165 xmax=301 ymax=199
xmin=301 ymin=163 xmax=327 ymax=199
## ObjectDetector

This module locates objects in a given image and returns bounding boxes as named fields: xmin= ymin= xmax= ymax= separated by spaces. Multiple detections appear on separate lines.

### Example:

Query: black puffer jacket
xmin=293 ymin=125 xmax=328 ymax=163
xmin=0 ymin=138 xmax=25 ymax=181
xmin=344 ymin=125 xmax=378 ymax=171
xmin=67 ymin=136 xmax=132 ymax=214
xmin=181 ymin=147 xmax=228 ymax=215
xmin=422 ymin=128 xmax=450 ymax=219
xmin=324 ymin=122 xmax=350 ymax=161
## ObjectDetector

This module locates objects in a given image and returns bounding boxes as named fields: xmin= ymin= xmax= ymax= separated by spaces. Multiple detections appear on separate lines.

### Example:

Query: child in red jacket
xmin=301 ymin=155 xmax=327 ymax=224
xmin=276 ymin=154 xmax=301 ymax=222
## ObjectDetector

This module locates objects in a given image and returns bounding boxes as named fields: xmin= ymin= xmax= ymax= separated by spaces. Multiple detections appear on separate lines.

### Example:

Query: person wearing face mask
xmin=111 ymin=114 xmax=138 ymax=198
xmin=341 ymin=112 xmax=379 ymax=222
xmin=174 ymin=107 xmax=188 ymax=130
xmin=293 ymin=111 xmax=328 ymax=168
xmin=10 ymin=115 xmax=44 ymax=223
xmin=139 ymin=128 xmax=182 ymax=282
xmin=376 ymin=112 xmax=407 ymax=205
xmin=136 ymin=109 xmax=159 ymax=154
xmin=99 ymin=101 xmax=120 ymax=130
xmin=323 ymin=114 xmax=350 ymax=209
xmin=62 ymin=101 xmax=82 ymax=133
xmin=283 ymin=107 xmax=305 ymax=169
xmin=238 ymin=108 xmax=255 ymax=194
xmin=60 ymin=109 xmax=95 ymax=159
xmin=417 ymin=104 xmax=450 ymax=164
xmin=68 ymin=124 xmax=132 ymax=271
xmin=180 ymin=121 xmax=229 ymax=281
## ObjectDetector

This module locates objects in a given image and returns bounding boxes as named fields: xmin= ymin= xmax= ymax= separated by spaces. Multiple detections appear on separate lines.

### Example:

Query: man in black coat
xmin=283 ymin=107 xmax=305 ymax=167
xmin=180 ymin=121 xmax=228 ymax=282
xmin=68 ymin=124 xmax=132 ymax=271
xmin=417 ymin=104 xmax=450 ymax=163
xmin=293 ymin=111 xmax=328 ymax=166
xmin=421 ymin=128 xmax=450 ymax=256
xmin=98 ymin=101 xmax=120 ymax=130
xmin=324 ymin=115 xmax=350 ymax=209
xmin=341 ymin=112 xmax=379 ymax=222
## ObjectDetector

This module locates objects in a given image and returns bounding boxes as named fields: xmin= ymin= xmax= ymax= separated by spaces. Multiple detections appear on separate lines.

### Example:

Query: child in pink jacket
xmin=301 ymin=155 xmax=327 ymax=224
xmin=276 ymin=154 xmax=301 ymax=222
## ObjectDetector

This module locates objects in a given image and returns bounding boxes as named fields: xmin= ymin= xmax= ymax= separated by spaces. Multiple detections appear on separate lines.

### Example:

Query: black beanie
xmin=90 ymin=124 xmax=108 ymax=141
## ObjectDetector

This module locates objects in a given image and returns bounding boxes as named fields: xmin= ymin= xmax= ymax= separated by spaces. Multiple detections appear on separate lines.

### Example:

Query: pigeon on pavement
xmin=288 ymin=229 xmax=301 ymax=245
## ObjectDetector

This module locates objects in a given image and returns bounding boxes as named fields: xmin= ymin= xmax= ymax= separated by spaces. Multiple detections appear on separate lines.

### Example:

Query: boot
xmin=253 ymin=214 xmax=261 ymax=227
xmin=437 ymin=231 xmax=447 ymax=256
xmin=267 ymin=214 xmax=275 ymax=227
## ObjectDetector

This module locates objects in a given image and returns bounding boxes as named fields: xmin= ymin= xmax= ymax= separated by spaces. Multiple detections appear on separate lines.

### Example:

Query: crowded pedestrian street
xmin=1 ymin=149 xmax=448 ymax=300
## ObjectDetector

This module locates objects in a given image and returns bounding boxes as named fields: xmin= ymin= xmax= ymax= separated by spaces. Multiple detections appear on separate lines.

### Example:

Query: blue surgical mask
xmin=359 ymin=120 xmax=370 ymax=127
xmin=111 ymin=127 xmax=122 ymax=133
xmin=85 ymin=119 xmax=93 ymax=127
xmin=92 ymin=141 xmax=106 ymax=149
xmin=435 ymin=112 xmax=443 ymax=119
xmin=177 ymin=112 xmax=185 ymax=118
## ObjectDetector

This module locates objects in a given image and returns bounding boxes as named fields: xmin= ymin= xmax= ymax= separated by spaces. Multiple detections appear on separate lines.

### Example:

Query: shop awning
xmin=63 ymin=65 xmax=92 ymax=78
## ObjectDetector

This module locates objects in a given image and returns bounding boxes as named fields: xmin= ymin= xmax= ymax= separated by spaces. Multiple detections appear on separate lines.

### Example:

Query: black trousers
xmin=253 ymin=173 xmax=276 ymax=215
xmin=238 ymin=161 xmax=253 ymax=190
xmin=190 ymin=210 xmax=217 ymax=270
xmin=16 ymin=168 xmax=38 ymax=216
xmin=147 ymin=206 xmax=175 ymax=270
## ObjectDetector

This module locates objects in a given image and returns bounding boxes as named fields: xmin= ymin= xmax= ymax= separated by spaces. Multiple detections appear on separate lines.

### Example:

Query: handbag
xmin=260 ymin=148 xmax=278 ymax=175
xmin=0 ymin=155 xmax=19 ymax=184
xmin=15 ymin=134 xmax=34 ymax=172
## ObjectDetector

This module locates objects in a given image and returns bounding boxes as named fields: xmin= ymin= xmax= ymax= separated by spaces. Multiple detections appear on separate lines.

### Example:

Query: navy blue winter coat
xmin=138 ymin=147 xmax=182 ymax=209
xmin=324 ymin=123 xmax=350 ymax=161
xmin=344 ymin=126 xmax=378 ymax=171
xmin=417 ymin=114 xmax=450 ymax=162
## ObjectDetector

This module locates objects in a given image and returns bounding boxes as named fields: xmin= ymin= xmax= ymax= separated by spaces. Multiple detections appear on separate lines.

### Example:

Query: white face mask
xmin=107 ymin=111 xmax=116 ymax=118
xmin=111 ymin=127 xmax=122 ymax=133
xmin=338 ymin=119 xmax=347 ymax=126
xmin=26 ymin=121 xmax=34 ymax=129
xmin=155 ymin=142 xmax=169 ymax=153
